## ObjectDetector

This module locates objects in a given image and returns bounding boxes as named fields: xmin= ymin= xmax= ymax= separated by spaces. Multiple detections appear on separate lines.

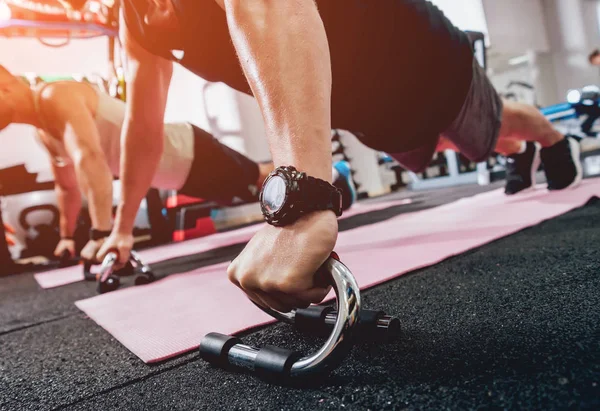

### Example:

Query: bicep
xmin=119 ymin=9 xmax=173 ymax=128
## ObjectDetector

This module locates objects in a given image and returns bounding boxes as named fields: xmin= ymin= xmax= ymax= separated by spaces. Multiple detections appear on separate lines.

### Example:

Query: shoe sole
xmin=565 ymin=137 xmax=583 ymax=189
xmin=528 ymin=142 xmax=542 ymax=192
xmin=505 ymin=142 xmax=541 ymax=196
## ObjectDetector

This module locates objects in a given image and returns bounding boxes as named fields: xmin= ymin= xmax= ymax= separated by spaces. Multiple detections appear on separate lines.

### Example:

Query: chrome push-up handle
xmin=96 ymin=250 xmax=155 ymax=294
xmin=199 ymin=255 xmax=362 ymax=378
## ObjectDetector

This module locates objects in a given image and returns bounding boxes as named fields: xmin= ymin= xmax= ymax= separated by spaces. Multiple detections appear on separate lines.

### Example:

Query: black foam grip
xmin=199 ymin=333 xmax=241 ymax=365
xmin=254 ymin=345 xmax=301 ymax=378
xmin=295 ymin=306 xmax=334 ymax=333
xmin=358 ymin=309 xmax=385 ymax=328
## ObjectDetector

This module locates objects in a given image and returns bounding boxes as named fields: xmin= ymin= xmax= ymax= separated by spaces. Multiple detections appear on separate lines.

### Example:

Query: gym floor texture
xmin=1 ymin=182 xmax=598 ymax=410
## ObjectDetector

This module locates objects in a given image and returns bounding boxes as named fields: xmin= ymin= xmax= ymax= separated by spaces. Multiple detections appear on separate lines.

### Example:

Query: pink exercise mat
xmin=75 ymin=179 xmax=600 ymax=363
xmin=34 ymin=198 xmax=412 ymax=289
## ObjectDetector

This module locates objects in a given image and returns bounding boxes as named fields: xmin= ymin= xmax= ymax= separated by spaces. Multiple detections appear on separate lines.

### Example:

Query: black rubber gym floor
xmin=1 ymin=183 xmax=599 ymax=410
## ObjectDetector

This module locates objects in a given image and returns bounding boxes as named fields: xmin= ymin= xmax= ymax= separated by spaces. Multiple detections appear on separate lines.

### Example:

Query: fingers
xmin=295 ymin=286 xmax=332 ymax=306
xmin=96 ymin=237 xmax=129 ymax=267
xmin=54 ymin=240 xmax=76 ymax=258
xmin=116 ymin=243 xmax=131 ymax=266
xmin=229 ymin=261 xmax=297 ymax=312
xmin=256 ymin=291 xmax=302 ymax=313
xmin=226 ymin=213 xmax=338 ymax=314
xmin=95 ymin=241 xmax=111 ymax=263
xmin=81 ymin=242 xmax=99 ymax=263
xmin=229 ymin=262 xmax=329 ymax=312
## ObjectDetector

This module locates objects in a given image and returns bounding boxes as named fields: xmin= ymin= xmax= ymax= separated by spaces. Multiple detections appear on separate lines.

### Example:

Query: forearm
xmin=225 ymin=0 xmax=332 ymax=181
xmin=55 ymin=186 xmax=81 ymax=237
xmin=114 ymin=123 xmax=164 ymax=234
xmin=75 ymin=157 xmax=114 ymax=231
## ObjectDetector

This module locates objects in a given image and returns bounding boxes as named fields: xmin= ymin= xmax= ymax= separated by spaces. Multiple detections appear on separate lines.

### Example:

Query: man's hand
xmin=80 ymin=239 xmax=105 ymax=262
xmin=96 ymin=232 xmax=134 ymax=267
xmin=228 ymin=211 xmax=338 ymax=313
xmin=223 ymin=1 xmax=335 ymax=312
xmin=54 ymin=239 xmax=75 ymax=259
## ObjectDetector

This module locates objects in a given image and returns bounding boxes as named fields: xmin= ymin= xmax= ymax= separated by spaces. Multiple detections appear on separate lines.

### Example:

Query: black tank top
xmin=123 ymin=0 xmax=474 ymax=153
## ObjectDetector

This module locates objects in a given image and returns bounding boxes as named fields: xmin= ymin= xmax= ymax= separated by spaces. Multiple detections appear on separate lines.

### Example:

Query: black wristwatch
xmin=89 ymin=228 xmax=112 ymax=241
xmin=260 ymin=166 xmax=343 ymax=227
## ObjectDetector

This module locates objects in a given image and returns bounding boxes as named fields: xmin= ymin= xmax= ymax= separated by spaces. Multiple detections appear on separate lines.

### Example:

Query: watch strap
xmin=302 ymin=175 xmax=343 ymax=216
xmin=89 ymin=228 xmax=112 ymax=241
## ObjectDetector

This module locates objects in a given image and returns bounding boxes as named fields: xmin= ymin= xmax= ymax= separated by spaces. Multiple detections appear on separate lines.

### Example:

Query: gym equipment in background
xmin=199 ymin=254 xmax=399 ymax=380
xmin=0 ymin=0 xmax=118 ymax=42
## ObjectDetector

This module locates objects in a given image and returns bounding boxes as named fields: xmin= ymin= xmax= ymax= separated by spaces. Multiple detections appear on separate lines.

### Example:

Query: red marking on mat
xmin=34 ymin=198 xmax=412 ymax=289
xmin=172 ymin=217 xmax=216 ymax=242
xmin=166 ymin=194 xmax=204 ymax=209
xmin=75 ymin=180 xmax=600 ymax=363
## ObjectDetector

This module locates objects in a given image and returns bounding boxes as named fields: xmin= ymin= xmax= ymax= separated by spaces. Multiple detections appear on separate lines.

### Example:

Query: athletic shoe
xmin=333 ymin=161 xmax=357 ymax=211
xmin=540 ymin=136 xmax=583 ymax=190
xmin=504 ymin=142 xmax=541 ymax=195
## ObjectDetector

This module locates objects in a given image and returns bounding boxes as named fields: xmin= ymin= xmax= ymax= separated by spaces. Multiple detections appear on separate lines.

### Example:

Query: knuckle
xmin=226 ymin=261 xmax=237 ymax=280
xmin=238 ymin=275 xmax=254 ymax=291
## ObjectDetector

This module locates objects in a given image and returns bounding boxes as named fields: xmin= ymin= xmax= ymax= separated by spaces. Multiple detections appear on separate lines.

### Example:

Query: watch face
xmin=263 ymin=175 xmax=287 ymax=214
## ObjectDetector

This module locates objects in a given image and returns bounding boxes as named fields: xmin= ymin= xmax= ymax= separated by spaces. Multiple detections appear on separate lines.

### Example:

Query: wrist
xmin=114 ymin=203 xmax=137 ymax=234
xmin=260 ymin=166 xmax=342 ymax=227
xmin=272 ymin=132 xmax=333 ymax=183
xmin=275 ymin=156 xmax=332 ymax=183
xmin=89 ymin=228 xmax=112 ymax=241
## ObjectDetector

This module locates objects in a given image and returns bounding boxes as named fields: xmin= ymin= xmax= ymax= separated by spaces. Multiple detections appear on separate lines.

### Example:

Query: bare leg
xmin=436 ymin=100 xmax=561 ymax=157
xmin=497 ymin=99 xmax=563 ymax=148
xmin=494 ymin=138 xmax=524 ymax=156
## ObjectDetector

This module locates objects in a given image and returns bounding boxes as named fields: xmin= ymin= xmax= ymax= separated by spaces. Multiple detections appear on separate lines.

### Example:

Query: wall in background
xmin=483 ymin=0 xmax=549 ymax=53
xmin=483 ymin=0 xmax=600 ymax=106
xmin=430 ymin=0 xmax=488 ymax=35
xmin=540 ymin=0 xmax=600 ymax=103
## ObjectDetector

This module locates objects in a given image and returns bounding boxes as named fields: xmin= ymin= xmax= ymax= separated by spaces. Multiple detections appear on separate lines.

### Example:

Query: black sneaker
xmin=540 ymin=136 xmax=583 ymax=191
xmin=504 ymin=142 xmax=541 ymax=195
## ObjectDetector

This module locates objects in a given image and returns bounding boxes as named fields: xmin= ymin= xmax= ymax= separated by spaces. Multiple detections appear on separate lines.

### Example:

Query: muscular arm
xmin=114 ymin=13 xmax=173 ymax=234
xmin=221 ymin=0 xmax=332 ymax=182
xmin=40 ymin=91 xmax=114 ymax=232
xmin=45 ymin=147 xmax=82 ymax=238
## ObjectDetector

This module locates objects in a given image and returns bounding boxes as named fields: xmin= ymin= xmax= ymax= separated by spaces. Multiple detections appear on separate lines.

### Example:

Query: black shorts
xmin=391 ymin=58 xmax=504 ymax=173
xmin=179 ymin=125 xmax=260 ymax=203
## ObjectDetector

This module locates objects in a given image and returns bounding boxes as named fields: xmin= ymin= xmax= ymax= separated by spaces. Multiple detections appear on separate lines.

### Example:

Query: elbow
xmin=74 ymin=148 xmax=109 ymax=174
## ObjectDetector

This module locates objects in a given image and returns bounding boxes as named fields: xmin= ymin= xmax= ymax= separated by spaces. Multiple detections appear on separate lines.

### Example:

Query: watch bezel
xmin=260 ymin=166 xmax=305 ymax=227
